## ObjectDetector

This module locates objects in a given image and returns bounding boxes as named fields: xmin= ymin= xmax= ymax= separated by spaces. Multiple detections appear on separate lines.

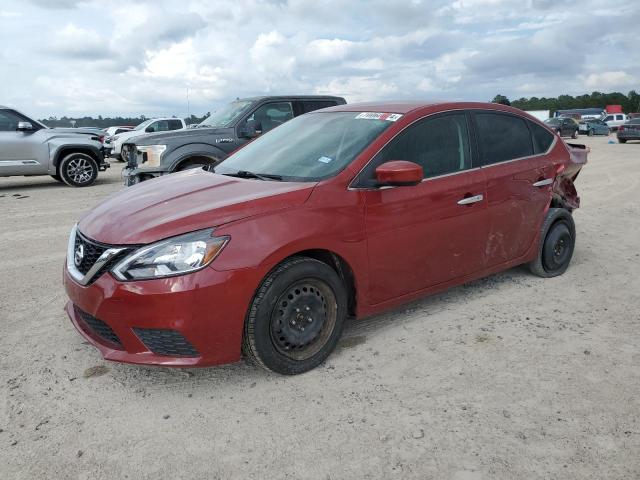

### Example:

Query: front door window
xmin=245 ymin=102 xmax=294 ymax=134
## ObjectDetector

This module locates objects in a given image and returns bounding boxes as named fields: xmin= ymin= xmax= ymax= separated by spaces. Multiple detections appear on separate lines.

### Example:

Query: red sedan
xmin=64 ymin=101 xmax=587 ymax=374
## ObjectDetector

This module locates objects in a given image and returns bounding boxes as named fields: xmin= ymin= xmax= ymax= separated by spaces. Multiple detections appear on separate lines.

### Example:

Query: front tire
xmin=571 ymin=129 xmax=578 ymax=139
xmin=51 ymin=174 xmax=63 ymax=182
xmin=529 ymin=208 xmax=575 ymax=278
xmin=619 ymin=139 xmax=627 ymax=144
xmin=243 ymin=257 xmax=347 ymax=375
xmin=59 ymin=153 xmax=98 ymax=187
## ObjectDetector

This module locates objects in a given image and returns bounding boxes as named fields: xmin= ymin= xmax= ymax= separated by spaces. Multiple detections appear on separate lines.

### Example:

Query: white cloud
xmin=584 ymin=71 xmax=636 ymax=90
xmin=0 ymin=0 xmax=638 ymax=118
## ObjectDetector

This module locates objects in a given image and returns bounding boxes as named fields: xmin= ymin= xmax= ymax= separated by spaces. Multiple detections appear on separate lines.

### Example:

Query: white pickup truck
xmin=603 ymin=113 xmax=627 ymax=131
xmin=109 ymin=117 xmax=186 ymax=160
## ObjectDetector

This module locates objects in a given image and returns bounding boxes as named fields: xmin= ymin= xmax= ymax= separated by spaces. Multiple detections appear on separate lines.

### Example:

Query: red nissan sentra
xmin=64 ymin=102 xmax=587 ymax=374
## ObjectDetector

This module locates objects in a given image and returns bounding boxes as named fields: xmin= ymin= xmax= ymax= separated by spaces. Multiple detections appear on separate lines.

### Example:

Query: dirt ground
xmin=1 ymin=135 xmax=639 ymax=479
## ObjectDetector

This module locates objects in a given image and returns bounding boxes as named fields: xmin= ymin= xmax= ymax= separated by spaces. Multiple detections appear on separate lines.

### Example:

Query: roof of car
xmin=0 ymin=105 xmax=9 ymax=109
xmin=240 ymin=95 xmax=346 ymax=102
xmin=321 ymin=101 xmax=527 ymax=115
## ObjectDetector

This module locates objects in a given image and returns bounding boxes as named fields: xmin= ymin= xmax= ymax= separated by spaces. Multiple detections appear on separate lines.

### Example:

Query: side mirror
xmin=375 ymin=161 xmax=423 ymax=187
xmin=239 ymin=120 xmax=260 ymax=139
xmin=17 ymin=121 xmax=34 ymax=131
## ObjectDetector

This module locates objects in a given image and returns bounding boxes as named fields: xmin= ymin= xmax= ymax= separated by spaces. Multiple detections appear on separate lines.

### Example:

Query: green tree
xmin=491 ymin=94 xmax=511 ymax=106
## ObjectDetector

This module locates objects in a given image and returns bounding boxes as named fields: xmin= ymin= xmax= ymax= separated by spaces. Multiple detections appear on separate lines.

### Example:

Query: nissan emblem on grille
xmin=74 ymin=243 xmax=84 ymax=267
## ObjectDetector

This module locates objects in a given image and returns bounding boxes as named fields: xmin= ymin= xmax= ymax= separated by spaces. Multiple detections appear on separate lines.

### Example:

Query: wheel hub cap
xmin=272 ymin=283 xmax=327 ymax=352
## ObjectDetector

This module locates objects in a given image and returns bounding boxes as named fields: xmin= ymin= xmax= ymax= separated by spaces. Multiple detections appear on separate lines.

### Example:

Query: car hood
xmin=133 ymin=127 xmax=230 ymax=146
xmin=49 ymin=127 xmax=100 ymax=134
xmin=78 ymin=169 xmax=316 ymax=245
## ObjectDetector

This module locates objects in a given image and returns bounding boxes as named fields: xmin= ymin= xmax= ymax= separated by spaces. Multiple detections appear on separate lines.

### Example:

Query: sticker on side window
xmin=355 ymin=112 xmax=403 ymax=121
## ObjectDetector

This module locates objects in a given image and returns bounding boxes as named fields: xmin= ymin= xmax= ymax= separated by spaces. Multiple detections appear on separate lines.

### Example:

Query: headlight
xmin=111 ymin=229 xmax=229 ymax=281
xmin=136 ymin=144 xmax=166 ymax=167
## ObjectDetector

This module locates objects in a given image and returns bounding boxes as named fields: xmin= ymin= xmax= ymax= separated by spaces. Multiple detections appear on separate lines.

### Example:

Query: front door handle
xmin=457 ymin=194 xmax=484 ymax=205
xmin=532 ymin=178 xmax=553 ymax=187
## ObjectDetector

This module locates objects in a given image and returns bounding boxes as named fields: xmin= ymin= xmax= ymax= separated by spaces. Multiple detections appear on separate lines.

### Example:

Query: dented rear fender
xmin=552 ymin=142 xmax=588 ymax=210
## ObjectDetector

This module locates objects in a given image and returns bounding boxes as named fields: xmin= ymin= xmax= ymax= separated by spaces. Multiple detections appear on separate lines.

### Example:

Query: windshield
xmin=198 ymin=100 xmax=254 ymax=128
xmin=133 ymin=119 xmax=154 ymax=131
xmin=215 ymin=112 xmax=395 ymax=182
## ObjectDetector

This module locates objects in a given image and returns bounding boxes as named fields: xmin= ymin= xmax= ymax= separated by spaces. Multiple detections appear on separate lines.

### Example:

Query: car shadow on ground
xmin=102 ymin=265 xmax=535 ymax=389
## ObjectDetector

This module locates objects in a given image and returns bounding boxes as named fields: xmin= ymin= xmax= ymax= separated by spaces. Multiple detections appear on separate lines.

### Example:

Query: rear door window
xmin=301 ymin=100 xmax=337 ymax=114
xmin=474 ymin=112 xmax=533 ymax=165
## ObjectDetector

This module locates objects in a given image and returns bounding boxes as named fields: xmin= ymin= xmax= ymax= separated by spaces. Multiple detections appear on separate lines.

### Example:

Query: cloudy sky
xmin=1 ymin=0 xmax=638 ymax=119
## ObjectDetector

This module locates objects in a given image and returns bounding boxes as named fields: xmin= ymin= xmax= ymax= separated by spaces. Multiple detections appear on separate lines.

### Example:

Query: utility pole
xmin=187 ymin=88 xmax=190 ymax=121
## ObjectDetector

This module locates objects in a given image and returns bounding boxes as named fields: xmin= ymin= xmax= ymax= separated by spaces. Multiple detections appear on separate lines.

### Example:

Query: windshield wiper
xmin=222 ymin=170 xmax=283 ymax=181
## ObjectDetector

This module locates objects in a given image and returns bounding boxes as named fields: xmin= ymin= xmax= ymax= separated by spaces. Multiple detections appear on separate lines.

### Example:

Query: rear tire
xmin=59 ymin=153 xmax=98 ymax=187
xmin=529 ymin=208 xmax=575 ymax=278
xmin=242 ymin=257 xmax=347 ymax=375
xmin=571 ymin=129 xmax=578 ymax=139
xmin=619 ymin=139 xmax=627 ymax=144
xmin=51 ymin=174 xmax=63 ymax=182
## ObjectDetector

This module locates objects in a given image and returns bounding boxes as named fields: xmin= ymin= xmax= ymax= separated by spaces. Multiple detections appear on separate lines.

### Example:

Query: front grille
xmin=74 ymin=232 xmax=108 ymax=275
xmin=133 ymin=328 xmax=199 ymax=357
xmin=75 ymin=307 xmax=123 ymax=349
xmin=73 ymin=230 xmax=133 ymax=284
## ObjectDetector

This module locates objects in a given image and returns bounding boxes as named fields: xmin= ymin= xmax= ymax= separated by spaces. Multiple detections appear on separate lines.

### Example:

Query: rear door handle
xmin=457 ymin=194 xmax=484 ymax=205
xmin=532 ymin=178 xmax=553 ymax=187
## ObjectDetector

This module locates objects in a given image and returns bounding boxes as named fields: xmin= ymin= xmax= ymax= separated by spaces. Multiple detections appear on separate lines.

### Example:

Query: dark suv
xmin=122 ymin=95 xmax=346 ymax=185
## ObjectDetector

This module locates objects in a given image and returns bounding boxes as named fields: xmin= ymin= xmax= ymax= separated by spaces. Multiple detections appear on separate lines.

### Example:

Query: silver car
xmin=0 ymin=106 xmax=109 ymax=187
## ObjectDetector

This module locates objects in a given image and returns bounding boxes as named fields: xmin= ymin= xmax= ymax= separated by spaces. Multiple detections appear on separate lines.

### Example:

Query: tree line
xmin=39 ymin=113 xmax=210 ymax=128
xmin=492 ymin=91 xmax=640 ymax=114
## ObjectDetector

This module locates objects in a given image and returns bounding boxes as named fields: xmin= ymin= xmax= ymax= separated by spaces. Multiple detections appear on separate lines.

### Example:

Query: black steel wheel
xmin=59 ymin=153 xmax=98 ymax=187
xmin=529 ymin=208 xmax=575 ymax=278
xmin=270 ymin=279 xmax=337 ymax=361
xmin=243 ymin=257 xmax=347 ymax=374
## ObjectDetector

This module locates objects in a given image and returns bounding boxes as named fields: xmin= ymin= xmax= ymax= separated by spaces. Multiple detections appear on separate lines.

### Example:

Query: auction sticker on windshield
xmin=355 ymin=112 xmax=403 ymax=121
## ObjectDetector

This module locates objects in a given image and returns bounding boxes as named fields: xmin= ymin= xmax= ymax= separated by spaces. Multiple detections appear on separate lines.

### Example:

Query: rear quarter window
xmin=475 ymin=112 xmax=533 ymax=165
xmin=168 ymin=120 xmax=183 ymax=130
xmin=529 ymin=121 xmax=554 ymax=154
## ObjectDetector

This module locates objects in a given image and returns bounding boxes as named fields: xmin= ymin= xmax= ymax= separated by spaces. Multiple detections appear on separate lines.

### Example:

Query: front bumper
xmin=64 ymin=263 xmax=262 ymax=367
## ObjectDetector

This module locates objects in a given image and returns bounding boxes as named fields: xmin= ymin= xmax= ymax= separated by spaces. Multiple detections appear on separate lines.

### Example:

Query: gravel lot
xmin=1 ymin=136 xmax=639 ymax=479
